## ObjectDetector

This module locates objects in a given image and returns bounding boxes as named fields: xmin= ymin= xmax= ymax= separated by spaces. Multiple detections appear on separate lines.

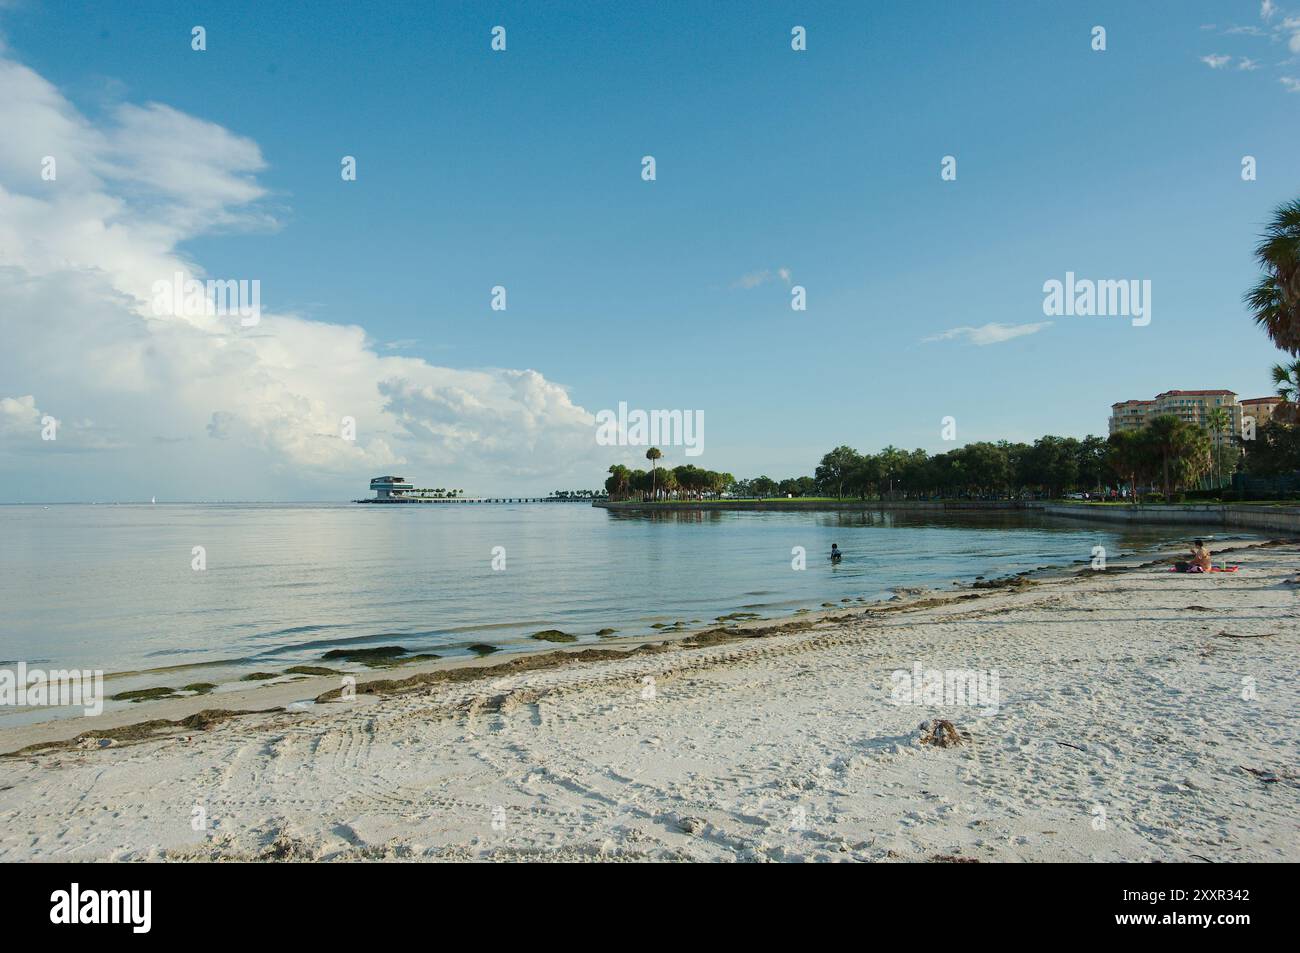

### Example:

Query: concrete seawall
xmin=1040 ymin=503 xmax=1300 ymax=535
xmin=594 ymin=499 xmax=1300 ymax=534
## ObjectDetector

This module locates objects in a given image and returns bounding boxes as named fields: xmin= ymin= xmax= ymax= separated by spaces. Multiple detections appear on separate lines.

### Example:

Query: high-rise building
xmin=1109 ymin=390 xmax=1239 ymax=435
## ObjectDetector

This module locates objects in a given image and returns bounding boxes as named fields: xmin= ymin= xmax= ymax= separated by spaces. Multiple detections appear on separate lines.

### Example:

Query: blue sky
xmin=1 ymin=0 xmax=1297 ymax=499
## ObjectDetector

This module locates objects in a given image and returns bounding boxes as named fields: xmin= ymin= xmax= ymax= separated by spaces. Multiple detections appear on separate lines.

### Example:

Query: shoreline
xmin=3 ymin=515 xmax=1242 ymax=734
xmin=0 ymin=534 xmax=1257 ymax=752
xmin=1 ymin=537 xmax=1296 ymax=861
xmin=596 ymin=499 xmax=1300 ymax=534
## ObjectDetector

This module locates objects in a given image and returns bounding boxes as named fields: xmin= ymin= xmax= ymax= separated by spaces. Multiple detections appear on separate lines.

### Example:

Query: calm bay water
xmin=0 ymin=503 xmax=1233 ymax=713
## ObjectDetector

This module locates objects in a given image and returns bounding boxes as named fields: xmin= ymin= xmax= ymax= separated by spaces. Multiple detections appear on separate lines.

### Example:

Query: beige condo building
xmin=1239 ymin=396 xmax=1283 ymax=428
xmin=1108 ymin=389 xmax=1245 ymax=436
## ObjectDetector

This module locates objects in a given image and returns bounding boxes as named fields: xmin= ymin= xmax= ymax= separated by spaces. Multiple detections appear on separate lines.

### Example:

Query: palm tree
xmin=658 ymin=467 xmax=678 ymax=500
xmin=645 ymin=447 xmax=662 ymax=499
xmin=1246 ymin=198 xmax=1300 ymax=355
xmin=1270 ymin=357 xmax=1300 ymax=425
xmin=1204 ymin=406 xmax=1231 ymax=490
xmin=1273 ymin=357 xmax=1300 ymax=402
xmin=1146 ymin=415 xmax=1206 ymax=501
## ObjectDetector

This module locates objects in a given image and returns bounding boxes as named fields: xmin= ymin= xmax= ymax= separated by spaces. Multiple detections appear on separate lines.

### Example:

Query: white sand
xmin=1 ymin=541 xmax=1296 ymax=862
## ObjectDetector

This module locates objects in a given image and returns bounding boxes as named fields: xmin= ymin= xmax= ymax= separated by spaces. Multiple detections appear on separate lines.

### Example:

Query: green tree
xmin=1243 ymin=419 xmax=1300 ymax=476
xmin=815 ymin=446 xmax=861 ymax=499
xmin=1020 ymin=436 xmax=1077 ymax=497
xmin=605 ymin=464 xmax=631 ymax=500
xmin=1263 ymin=358 xmax=1300 ymax=427
xmin=1204 ymin=407 xmax=1232 ymax=490
xmin=875 ymin=446 xmax=909 ymax=500
xmin=962 ymin=442 xmax=1010 ymax=496
xmin=1075 ymin=435 xmax=1108 ymax=494
xmin=1106 ymin=429 xmax=1151 ymax=502
xmin=658 ymin=467 xmax=678 ymax=499
xmin=1145 ymin=415 xmax=1208 ymax=500
xmin=1246 ymin=198 xmax=1300 ymax=355
xmin=846 ymin=454 xmax=881 ymax=499
xmin=645 ymin=447 xmax=662 ymax=499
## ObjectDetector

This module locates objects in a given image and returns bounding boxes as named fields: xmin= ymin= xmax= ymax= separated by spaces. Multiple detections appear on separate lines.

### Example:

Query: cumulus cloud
xmin=922 ymin=322 xmax=1053 ymax=347
xmin=1201 ymin=53 xmax=1233 ymax=69
xmin=0 ymin=54 xmax=601 ymax=498
xmin=0 ymin=394 xmax=40 ymax=437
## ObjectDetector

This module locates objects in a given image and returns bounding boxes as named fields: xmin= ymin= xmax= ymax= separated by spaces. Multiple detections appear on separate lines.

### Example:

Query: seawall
xmin=1040 ymin=503 xmax=1300 ymax=535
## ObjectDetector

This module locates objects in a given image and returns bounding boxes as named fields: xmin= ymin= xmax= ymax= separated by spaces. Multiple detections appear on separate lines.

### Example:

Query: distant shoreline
xmin=594 ymin=499 xmax=1300 ymax=534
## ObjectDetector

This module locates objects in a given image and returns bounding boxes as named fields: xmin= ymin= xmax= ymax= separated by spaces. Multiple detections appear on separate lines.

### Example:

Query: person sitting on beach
xmin=830 ymin=543 xmax=842 ymax=561
xmin=1189 ymin=539 xmax=1212 ymax=573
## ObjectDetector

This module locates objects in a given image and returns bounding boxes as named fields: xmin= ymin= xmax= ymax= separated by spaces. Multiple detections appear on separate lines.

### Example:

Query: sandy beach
xmin=2 ymin=540 xmax=1296 ymax=862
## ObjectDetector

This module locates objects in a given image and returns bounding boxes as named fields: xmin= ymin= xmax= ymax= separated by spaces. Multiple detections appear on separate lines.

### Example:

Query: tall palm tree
xmin=1246 ymin=198 xmax=1300 ymax=355
xmin=1204 ymin=406 xmax=1231 ymax=490
xmin=645 ymin=447 xmax=662 ymax=499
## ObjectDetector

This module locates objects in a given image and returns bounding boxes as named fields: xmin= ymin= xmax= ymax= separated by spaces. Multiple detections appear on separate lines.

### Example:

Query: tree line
xmin=605 ymin=453 xmax=735 ymax=501
xmin=603 ymin=196 xmax=1300 ymax=504
xmin=605 ymin=409 xmax=1296 ymax=503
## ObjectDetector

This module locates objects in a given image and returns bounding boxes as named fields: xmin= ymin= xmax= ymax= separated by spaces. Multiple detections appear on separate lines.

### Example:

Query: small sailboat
xmin=151 ymin=496 xmax=156 ymax=504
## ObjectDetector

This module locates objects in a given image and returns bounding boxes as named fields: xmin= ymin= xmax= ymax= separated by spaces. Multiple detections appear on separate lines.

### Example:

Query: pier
xmin=354 ymin=496 xmax=594 ymax=504
xmin=355 ymin=476 xmax=605 ymax=505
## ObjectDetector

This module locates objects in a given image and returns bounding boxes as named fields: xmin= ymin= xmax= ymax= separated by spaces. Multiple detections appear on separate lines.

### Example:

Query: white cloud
xmin=922 ymin=322 xmax=1053 ymax=347
xmin=732 ymin=270 xmax=770 ymax=289
xmin=1281 ymin=76 xmax=1300 ymax=92
xmin=732 ymin=266 xmax=792 ymax=289
xmin=1239 ymin=57 xmax=1262 ymax=70
xmin=1262 ymin=0 xmax=1277 ymax=22
xmin=0 ymin=53 xmax=603 ymax=497
xmin=1201 ymin=53 xmax=1233 ymax=69
xmin=0 ymin=394 xmax=40 ymax=437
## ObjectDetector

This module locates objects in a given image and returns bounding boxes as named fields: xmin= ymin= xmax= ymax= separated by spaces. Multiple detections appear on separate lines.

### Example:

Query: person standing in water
xmin=830 ymin=543 xmax=842 ymax=561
